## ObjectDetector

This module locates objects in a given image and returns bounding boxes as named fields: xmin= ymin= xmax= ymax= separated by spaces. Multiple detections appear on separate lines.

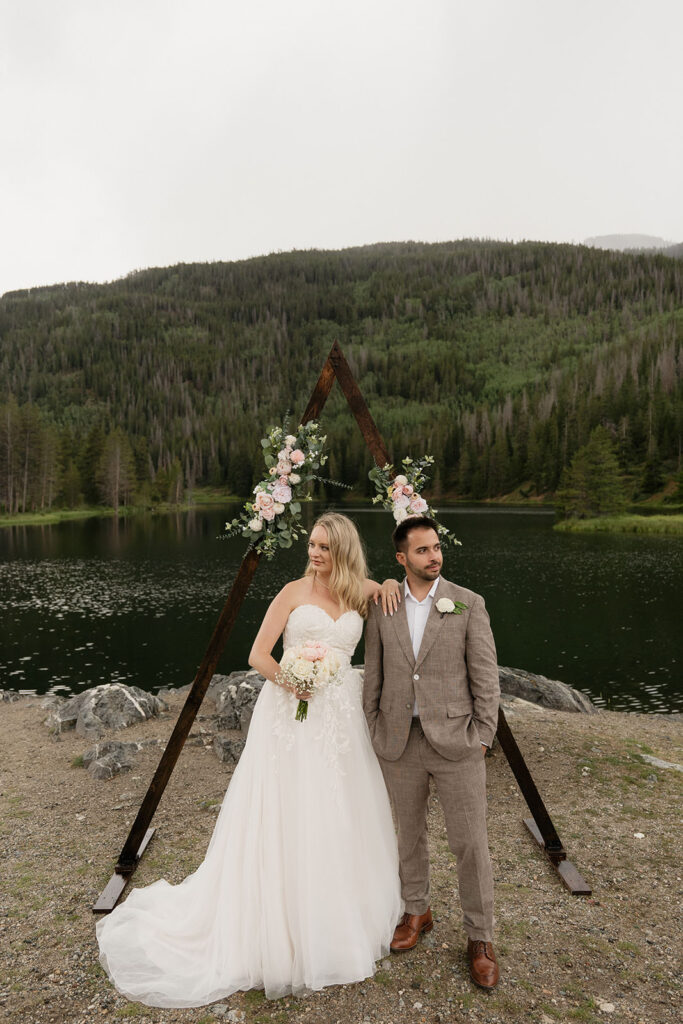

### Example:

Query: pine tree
xmin=554 ymin=426 xmax=627 ymax=519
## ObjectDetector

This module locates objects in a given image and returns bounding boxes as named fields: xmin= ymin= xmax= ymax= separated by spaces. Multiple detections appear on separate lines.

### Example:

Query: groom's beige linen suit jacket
xmin=363 ymin=577 xmax=500 ymax=760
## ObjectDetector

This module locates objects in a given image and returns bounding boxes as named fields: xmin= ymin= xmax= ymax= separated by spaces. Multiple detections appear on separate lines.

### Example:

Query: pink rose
xmin=276 ymin=460 xmax=292 ymax=475
xmin=403 ymin=484 xmax=414 ymax=496
xmin=290 ymin=449 xmax=305 ymax=465
xmin=271 ymin=483 xmax=292 ymax=504
xmin=301 ymin=641 xmax=328 ymax=661
xmin=254 ymin=491 xmax=275 ymax=521
xmin=279 ymin=475 xmax=290 ymax=486
xmin=393 ymin=492 xmax=410 ymax=509
xmin=278 ymin=448 xmax=292 ymax=461
xmin=410 ymin=496 xmax=428 ymax=514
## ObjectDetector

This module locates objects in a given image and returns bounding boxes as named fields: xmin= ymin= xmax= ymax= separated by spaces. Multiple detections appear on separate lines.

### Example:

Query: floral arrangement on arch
xmin=369 ymin=454 xmax=462 ymax=548
xmin=224 ymin=420 xmax=328 ymax=559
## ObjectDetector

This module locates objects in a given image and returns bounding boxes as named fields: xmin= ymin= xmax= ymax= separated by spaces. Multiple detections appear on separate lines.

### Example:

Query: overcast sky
xmin=1 ymin=0 xmax=681 ymax=297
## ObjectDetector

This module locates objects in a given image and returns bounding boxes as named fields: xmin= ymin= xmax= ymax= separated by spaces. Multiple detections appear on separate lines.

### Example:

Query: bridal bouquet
xmin=278 ymin=641 xmax=342 ymax=722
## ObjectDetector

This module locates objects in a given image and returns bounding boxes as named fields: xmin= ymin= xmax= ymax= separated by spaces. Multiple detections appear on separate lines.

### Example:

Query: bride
xmin=96 ymin=512 xmax=403 ymax=1007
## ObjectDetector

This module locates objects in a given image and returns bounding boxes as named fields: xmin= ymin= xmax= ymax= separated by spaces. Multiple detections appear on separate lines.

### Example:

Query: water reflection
xmin=0 ymin=507 xmax=681 ymax=713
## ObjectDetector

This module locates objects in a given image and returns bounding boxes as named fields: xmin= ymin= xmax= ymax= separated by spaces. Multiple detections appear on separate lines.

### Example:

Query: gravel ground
xmin=1 ymin=691 xmax=681 ymax=1024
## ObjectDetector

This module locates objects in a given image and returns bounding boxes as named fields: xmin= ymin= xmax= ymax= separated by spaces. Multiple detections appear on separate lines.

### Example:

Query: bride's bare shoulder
xmin=276 ymin=578 xmax=312 ymax=603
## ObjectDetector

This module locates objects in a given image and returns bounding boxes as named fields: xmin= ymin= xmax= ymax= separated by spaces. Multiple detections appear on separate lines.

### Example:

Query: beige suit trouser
xmin=378 ymin=718 xmax=494 ymax=941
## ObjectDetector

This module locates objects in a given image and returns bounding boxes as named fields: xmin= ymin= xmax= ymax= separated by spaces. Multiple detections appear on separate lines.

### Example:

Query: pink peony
xmin=410 ymin=496 xmax=428 ymax=514
xmin=290 ymin=449 xmax=305 ymax=465
xmin=403 ymin=484 xmax=414 ymax=496
xmin=393 ymin=492 xmax=410 ymax=509
xmin=277 ymin=448 xmax=292 ymax=461
xmin=276 ymin=460 xmax=292 ymax=475
xmin=271 ymin=482 xmax=292 ymax=504
xmin=279 ymin=475 xmax=290 ymax=486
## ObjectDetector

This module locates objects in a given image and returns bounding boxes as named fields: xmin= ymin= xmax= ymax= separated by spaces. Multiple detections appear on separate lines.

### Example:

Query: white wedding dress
xmin=96 ymin=605 xmax=402 ymax=1007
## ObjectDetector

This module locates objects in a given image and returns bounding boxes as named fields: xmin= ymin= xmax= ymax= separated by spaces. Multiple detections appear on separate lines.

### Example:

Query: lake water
xmin=0 ymin=507 xmax=681 ymax=713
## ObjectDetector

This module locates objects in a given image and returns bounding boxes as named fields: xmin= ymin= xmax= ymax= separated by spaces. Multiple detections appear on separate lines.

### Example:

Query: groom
xmin=363 ymin=515 xmax=501 ymax=990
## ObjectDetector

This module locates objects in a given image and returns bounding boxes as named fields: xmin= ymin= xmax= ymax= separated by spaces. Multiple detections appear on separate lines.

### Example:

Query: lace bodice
xmin=270 ymin=604 xmax=366 ymax=778
xmin=282 ymin=604 xmax=363 ymax=661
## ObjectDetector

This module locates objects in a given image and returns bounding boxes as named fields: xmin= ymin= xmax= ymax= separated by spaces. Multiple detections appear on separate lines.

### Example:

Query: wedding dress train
xmin=96 ymin=605 xmax=402 ymax=1006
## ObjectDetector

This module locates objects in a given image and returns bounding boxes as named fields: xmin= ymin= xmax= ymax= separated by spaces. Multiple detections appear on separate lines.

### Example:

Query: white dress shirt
xmin=404 ymin=577 xmax=440 ymax=717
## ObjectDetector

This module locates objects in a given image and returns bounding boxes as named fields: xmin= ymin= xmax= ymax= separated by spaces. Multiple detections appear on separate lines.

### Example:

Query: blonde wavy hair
xmin=305 ymin=512 xmax=369 ymax=617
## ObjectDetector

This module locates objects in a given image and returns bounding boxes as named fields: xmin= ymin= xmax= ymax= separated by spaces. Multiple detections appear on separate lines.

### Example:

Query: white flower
xmin=436 ymin=598 xmax=455 ymax=614
xmin=285 ymin=435 xmax=297 ymax=446
xmin=289 ymin=473 xmax=301 ymax=485
xmin=393 ymin=507 xmax=408 ymax=523
xmin=394 ymin=474 xmax=408 ymax=486
xmin=273 ymin=502 xmax=285 ymax=514
xmin=248 ymin=518 xmax=263 ymax=532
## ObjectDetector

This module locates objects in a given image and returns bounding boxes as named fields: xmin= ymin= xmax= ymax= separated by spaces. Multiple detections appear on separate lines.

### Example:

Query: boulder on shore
xmin=44 ymin=683 xmax=167 ymax=739
xmin=81 ymin=737 xmax=164 ymax=780
xmin=497 ymin=666 xmax=597 ymax=714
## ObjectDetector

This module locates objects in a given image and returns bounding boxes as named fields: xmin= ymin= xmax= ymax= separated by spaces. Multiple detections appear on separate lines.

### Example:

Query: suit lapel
xmin=391 ymin=594 xmax=416 ymax=669
xmin=415 ymin=578 xmax=448 ymax=670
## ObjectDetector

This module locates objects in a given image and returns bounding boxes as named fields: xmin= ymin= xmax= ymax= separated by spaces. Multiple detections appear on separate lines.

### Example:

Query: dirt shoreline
xmin=1 ymin=692 xmax=681 ymax=1024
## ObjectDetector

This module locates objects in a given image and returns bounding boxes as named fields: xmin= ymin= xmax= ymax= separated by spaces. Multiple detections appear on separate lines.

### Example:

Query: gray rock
xmin=639 ymin=753 xmax=682 ymax=773
xmin=206 ymin=671 xmax=266 ymax=735
xmin=213 ymin=734 xmax=246 ymax=764
xmin=497 ymin=666 xmax=598 ymax=713
xmin=82 ymin=740 xmax=141 ymax=780
xmin=1 ymin=690 xmax=22 ymax=703
xmin=45 ymin=683 xmax=167 ymax=738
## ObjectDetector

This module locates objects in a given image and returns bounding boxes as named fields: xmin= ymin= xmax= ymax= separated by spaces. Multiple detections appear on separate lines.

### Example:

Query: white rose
xmin=394 ymin=474 xmax=408 ymax=486
xmin=273 ymin=502 xmax=285 ymax=514
xmin=393 ymin=507 xmax=408 ymax=523
xmin=285 ymin=435 xmax=297 ymax=446
xmin=248 ymin=518 xmax=263 ymax=532
xmin=436 ymin=598 xmax=455 ymax=614
xmin=289 ymin=473 xmax=301 ymax=485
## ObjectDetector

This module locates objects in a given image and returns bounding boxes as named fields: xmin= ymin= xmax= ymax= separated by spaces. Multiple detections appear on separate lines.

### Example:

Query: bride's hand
xmin=375 ymin=579 xmax=401 ymax=616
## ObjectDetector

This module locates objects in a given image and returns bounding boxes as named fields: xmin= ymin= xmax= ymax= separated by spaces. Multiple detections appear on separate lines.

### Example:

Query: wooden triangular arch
xmin=94 ymin=341 xmax=589 ymax=911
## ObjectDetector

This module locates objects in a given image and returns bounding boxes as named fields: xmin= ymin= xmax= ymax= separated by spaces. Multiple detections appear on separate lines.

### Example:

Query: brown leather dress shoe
xmin=467 ymin=938 xmax=500 ymax=990
xmin=390 ymin=909 xmax=433 ymax=952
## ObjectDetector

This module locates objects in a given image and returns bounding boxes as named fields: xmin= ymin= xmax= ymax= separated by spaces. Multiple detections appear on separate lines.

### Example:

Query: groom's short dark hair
xmin=392 ymin=515 xmax=440 ymax=552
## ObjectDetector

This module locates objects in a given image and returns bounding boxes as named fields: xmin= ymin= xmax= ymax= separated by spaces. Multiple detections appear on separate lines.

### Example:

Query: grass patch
xmin=554 ymin=514 xmax=683 ymax=534
xmin=244 ymin=989 xmax=266 ymax=1006
xmin=115 ymin=1004 xmax=147 ymax=1018
xmin=71 ymin=754 xmax=84 ymax=768
xmin=0 ymin=507 xmax=117 ymax=528
xmin=373 ymin=970 xmax=391 ymax=986
xmin=617 ymin=940 xmax=640 ymax=954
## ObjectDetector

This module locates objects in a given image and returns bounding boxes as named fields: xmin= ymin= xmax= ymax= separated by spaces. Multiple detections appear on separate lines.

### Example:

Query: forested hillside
xmin=1 ymin=240 xmax=681 ymax=512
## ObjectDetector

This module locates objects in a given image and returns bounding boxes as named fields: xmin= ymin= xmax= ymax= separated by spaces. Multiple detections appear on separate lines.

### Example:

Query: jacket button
xmin=413 ymin=673 xmax=420 ymax=680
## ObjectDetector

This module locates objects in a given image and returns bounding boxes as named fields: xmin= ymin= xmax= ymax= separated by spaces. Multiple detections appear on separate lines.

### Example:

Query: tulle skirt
xmin=96 ymin=673 xmax=402 ymax=1007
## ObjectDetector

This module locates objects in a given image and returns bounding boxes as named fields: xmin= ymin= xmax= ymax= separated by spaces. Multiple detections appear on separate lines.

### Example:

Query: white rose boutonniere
xmin=436 ymin=597 xmax=468 ymax=617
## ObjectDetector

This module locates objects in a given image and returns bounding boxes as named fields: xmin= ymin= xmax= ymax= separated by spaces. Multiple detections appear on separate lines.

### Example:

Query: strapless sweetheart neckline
xmin=290 ymin=603 xmax=362 ymax=625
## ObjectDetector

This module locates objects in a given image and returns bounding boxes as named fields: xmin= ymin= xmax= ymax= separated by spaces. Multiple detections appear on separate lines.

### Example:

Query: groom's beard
xmin=404 ymin=556 xmax=442 ymax=581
